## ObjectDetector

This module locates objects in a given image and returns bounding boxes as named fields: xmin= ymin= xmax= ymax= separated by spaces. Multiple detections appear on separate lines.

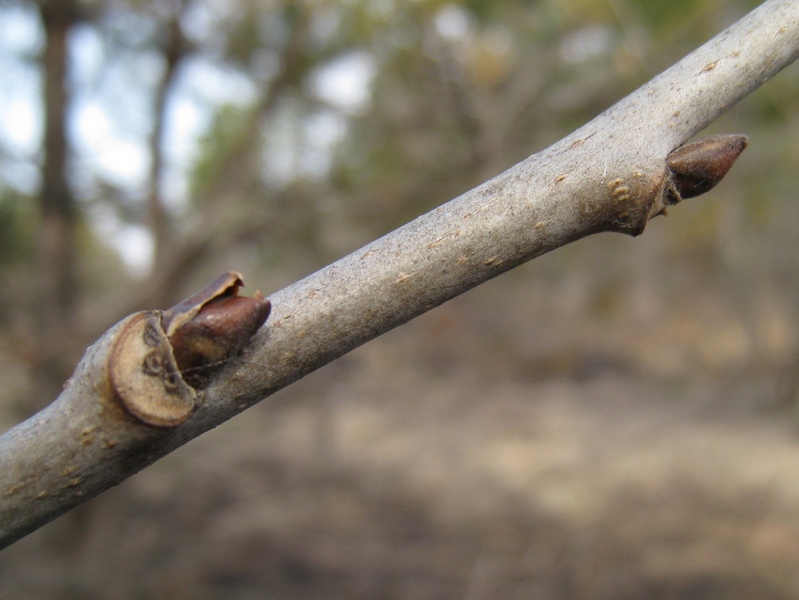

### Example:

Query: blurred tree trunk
xmin=148 ymin=2 xmax=187 ymax=275
xmin=32 ymin=0 xmax=80 ymax=408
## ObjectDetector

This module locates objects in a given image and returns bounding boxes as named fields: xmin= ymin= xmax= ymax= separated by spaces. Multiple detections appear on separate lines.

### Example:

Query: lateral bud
xmin=665 ymin=134 xmax=748 ymax=201
xmin=109 ymin=272 xmax=271 ymax=427
xmin=164 ymin=272 xmax=271 ymax=389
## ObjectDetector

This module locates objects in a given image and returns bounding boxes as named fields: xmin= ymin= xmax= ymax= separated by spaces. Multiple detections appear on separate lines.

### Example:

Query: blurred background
xmin=2 ymin=0 xmax=799 ymax=597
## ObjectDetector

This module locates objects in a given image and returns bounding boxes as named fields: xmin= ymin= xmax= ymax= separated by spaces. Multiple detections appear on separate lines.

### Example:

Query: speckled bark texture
xmin=1 ymin=0 xmax=798 ymax=549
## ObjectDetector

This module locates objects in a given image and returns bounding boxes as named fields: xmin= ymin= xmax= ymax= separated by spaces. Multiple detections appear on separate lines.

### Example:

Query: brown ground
xmin=2 ymin=269 xmax=799 ymax=599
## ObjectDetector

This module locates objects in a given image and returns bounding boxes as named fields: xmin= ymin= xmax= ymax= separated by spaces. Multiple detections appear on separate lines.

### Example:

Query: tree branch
xmin=1 ymin=0 xmax=797 ymax=549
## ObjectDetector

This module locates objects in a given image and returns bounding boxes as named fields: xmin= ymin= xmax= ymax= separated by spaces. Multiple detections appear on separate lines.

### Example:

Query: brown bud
xmin=161 ymin=272 xmax=246 ymax=337
xmin=109 ymin=272 xmax=271 ymax=427
xmin=163 ymin=272 xmax=271 ymax=389
xmin=666 ymin=134 xmax=748 ymax=200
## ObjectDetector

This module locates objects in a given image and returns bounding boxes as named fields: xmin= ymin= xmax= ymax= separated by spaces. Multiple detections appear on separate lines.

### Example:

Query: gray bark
xmin=2 ymin=0 xmax=798 ymax=549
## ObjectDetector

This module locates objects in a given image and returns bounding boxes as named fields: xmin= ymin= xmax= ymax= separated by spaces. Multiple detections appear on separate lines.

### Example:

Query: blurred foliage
xmin=0 ymin=188 xmax=33 ymax=265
